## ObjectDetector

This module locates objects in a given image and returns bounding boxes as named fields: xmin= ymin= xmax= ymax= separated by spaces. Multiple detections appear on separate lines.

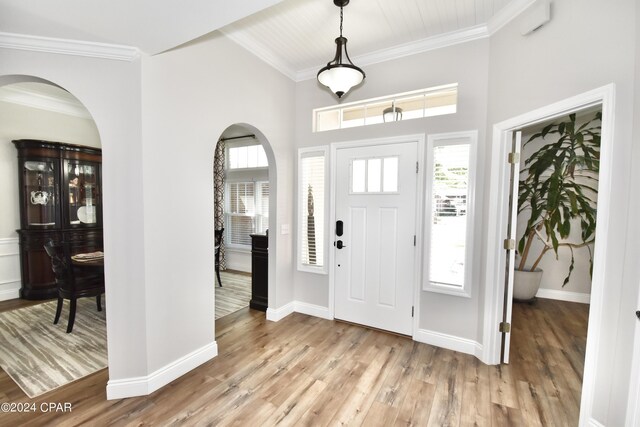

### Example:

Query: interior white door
xmin=334 ymin=141 xmax=418 ymax=336
xmin=501 ymin=130 xmax=522 ymax=363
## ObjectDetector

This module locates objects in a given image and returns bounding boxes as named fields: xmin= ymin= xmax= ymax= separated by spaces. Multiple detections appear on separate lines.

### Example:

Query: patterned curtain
xmin=214 ymin=139 xmax=226 ymax=270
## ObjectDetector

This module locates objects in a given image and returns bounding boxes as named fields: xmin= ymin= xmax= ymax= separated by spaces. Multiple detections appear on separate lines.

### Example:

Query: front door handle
xmin=636 ymin=310 xmax=640 ymax=320
xmin=336 ymin=240 xmax=347 ymax=249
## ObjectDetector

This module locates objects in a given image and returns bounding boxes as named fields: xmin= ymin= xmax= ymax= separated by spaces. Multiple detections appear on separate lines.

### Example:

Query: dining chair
xmin=44 ymin=240 xmax=105 ymax=333
xmin=215 ymin=228 xmax=224 ymax=287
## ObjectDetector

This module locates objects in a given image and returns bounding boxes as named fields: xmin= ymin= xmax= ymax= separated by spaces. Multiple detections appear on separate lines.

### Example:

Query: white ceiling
xmin=220 ymin=0 xmax=523 ymax=80
xmin=0 ymin=0 xmax=533 ymax=82
xmin=0 ymin=0 xmax=283 ymax=55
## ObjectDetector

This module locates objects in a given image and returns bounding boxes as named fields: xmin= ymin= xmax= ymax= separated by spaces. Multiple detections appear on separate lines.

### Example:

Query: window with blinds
xmin=424 ymin=131 xmax=477 ymax=297
xmin=226 ymin=181 xmax=269 ymax=247
xmin=298 ymin=147 xmax=327 ymax=273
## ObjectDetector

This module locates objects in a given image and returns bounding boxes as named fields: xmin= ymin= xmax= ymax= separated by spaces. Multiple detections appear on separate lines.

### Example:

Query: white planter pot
xmin=513 ymin=269 xmax=543 ymax=301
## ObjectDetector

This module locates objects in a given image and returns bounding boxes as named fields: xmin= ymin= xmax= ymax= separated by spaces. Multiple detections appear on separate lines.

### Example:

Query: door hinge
xmin=503 ymin=238 xmax=516 ymax=250
xmin=508 ymin=152 xmax=520 ymax=164
xmin=499 ymin=322 xmax=511 ymax=333
xmin=413 ymin=235 xmax=416 ymax=246
xmin=416 ymin=162 xmax=419 ymax=173
xmin=412 ymin=306 xmax=414 ymax=317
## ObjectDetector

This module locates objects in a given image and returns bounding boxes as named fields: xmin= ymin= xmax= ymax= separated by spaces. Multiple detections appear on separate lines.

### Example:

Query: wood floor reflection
xmin=0 ymin=297 xmax=587 ymax=426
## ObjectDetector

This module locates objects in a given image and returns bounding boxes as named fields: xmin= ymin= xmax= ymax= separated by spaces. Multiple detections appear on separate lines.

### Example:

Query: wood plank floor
xmin=215 ymin=270 xmax=251 ymax=319
xmin=0 ymin=297 xmax=588 ymax=426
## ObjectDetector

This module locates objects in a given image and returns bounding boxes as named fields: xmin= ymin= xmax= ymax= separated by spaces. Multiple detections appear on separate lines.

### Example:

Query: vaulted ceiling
xmin=0 ymin=0 xmax=531 ymax=82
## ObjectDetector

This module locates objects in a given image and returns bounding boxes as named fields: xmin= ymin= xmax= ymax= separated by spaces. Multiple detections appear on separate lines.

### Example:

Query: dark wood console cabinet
xmin=13 ymin=139 xmax=103 ymax=300
xmin=250 ymin=233 xmax=268 ymax=311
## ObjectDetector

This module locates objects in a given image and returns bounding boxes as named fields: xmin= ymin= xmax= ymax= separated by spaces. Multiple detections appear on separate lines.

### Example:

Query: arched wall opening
xmin=214 ymin=123 xmax=278 ymax=319
xmin=0 ymin=74 xmax=109 ymax=389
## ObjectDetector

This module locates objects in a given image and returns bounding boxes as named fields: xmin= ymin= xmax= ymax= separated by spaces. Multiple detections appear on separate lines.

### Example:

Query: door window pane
xmin=367 ymin=158 xmax=381 ymax=192
xmin=352 ymin=159 xmax=366 ymax=193
xmin=383 ymin=157 xmax=399 ymax=192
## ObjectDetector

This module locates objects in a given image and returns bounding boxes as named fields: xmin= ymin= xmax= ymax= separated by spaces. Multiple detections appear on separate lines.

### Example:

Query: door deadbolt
xmin=336 ymin=240 xmax=346 ymax=249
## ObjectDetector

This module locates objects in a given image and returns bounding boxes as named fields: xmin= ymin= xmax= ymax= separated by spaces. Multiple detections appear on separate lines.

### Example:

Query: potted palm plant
xmin=514 ymin=112 xmax=600 ymax=300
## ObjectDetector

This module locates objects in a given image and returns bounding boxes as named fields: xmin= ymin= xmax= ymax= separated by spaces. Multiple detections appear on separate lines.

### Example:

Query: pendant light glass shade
xmin=383 ymin=103 xmax=403 ymax=122
xmin=317 ymin=1 xmax=365 ymax=98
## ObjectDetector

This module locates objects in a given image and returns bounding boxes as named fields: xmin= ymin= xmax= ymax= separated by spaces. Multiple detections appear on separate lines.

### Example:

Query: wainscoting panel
xmin=0 ymin=238 xmax=21 ymax=301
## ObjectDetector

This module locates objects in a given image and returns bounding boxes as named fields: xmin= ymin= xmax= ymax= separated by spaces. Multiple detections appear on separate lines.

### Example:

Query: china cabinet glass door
xmin=66 ymin=160 xmax=101 ymax=226
xmin=22 ymin=160 xmax=58 ymax=228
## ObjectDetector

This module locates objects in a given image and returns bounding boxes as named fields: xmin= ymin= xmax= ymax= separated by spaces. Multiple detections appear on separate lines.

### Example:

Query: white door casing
xmin=501 ymin=131 xmax=521 ymax=364
xmin=334 ymin=140 xmax=418 ymax=336
xmin=482 ymin=84 xmax=615 ymax=427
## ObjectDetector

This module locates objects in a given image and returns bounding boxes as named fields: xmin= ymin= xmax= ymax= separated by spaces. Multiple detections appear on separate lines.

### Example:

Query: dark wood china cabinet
xmin=12 ymin=139 xmax=103 ymax=300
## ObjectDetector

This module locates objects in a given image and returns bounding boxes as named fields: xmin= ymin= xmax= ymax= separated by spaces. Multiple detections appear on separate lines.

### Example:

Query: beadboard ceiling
xmin=220 ymin=0 xmax=532 ymax=81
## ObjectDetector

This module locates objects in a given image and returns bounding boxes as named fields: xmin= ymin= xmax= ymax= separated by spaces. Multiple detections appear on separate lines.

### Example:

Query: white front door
xmin=334 ymin=141 xmax=418 ymax=335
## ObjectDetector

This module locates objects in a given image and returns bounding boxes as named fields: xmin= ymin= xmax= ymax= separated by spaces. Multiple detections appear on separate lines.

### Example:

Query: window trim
xmin=423 ymin=130 xmax=478 ymax=298
xmin=297 ymin=146 xmax=328 ymax=275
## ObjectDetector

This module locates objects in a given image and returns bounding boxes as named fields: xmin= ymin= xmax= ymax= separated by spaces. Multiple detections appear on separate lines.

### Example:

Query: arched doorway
xmin=0 ymin=75 xmax=108 ymax=398
xmin=213 ymin=124 xmax=276 ymax=320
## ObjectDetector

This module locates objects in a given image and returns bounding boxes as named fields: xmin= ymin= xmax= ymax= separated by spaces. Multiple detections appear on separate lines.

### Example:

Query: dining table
xmin=71 ymin=251 xmax=105 ymax=276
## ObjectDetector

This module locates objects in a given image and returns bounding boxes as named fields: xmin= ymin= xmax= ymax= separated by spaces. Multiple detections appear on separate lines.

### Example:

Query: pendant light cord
xmin=340 ymin=6 xmax=344 ymax=37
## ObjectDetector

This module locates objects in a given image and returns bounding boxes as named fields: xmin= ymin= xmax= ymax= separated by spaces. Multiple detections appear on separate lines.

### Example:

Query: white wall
xmin=0 ymin=48 xmax=149 ymax=384
xmin=294 ymin=39 xmax=490 ymax=342
xmin=141 ymin=32 xmax=295 ymax=374
xmin=486 ymin=0 xmax=637 ymax=424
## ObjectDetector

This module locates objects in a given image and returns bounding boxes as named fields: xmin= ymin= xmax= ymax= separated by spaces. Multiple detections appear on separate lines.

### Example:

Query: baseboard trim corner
xmin=266 ymin=302 xmax=295 ymax=322
xmin=414 ymin=328 xmax=482 ymax=357
xmin=294 ymin=301 xmax=333 ymax=320
xmin=106 ymin=341 xmax=218 ymax=400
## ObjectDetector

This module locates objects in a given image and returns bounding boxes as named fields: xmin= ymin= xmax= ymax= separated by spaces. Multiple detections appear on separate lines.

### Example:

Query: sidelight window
xmin=298 ymin=147 xmax=327 ymax=273
xmin=424 ymin=131 xmax=477 ymax=297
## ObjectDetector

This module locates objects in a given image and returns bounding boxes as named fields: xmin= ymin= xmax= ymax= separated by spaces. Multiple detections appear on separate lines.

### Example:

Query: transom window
xmin=225 ymin=141 xmax=269 ymax=248
xmin=228 ymin=144 xmax=268 ymax=169
xmin=313 ymin=84 xmax=458 ymax=132
xmin=351 ymin=157 xmax=399 ymax=194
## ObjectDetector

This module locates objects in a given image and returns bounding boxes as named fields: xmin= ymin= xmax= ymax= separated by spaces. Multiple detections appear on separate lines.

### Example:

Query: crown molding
xmin=486 ymin=0 xmax=538 ymax=35
xmin=220 ymin=29 xmax=298 ymax=81
xmin=0 ymin=86 xmax=92 ymax=119
xmin=0 ymin=32 xmax=140 ymax=62
xmin=296 ymin=25 xmax=490 ymax=81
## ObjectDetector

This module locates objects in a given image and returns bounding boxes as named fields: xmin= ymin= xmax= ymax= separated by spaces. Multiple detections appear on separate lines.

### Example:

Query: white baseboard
xmin=266 ymin=302 xmax=295 ymax=322
xmin=414 ymin=328 xmax=483 ymax=358
xmin=106 ymin=341 xmax=218 ymax=400
xmin=536 ymin=288 xmax=590 ymax=304
xmin=294 ymin=301 xmax=333 ymax=320
xmin=0 ymin=285 xmax=20 ymax=301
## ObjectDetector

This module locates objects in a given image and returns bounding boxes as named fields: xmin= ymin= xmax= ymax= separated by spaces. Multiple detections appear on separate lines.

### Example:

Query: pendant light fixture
xmin=383 ymin=102 xmax=403 ymax=122
xmin=317 ymin=0 xmax=365 ymax=99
